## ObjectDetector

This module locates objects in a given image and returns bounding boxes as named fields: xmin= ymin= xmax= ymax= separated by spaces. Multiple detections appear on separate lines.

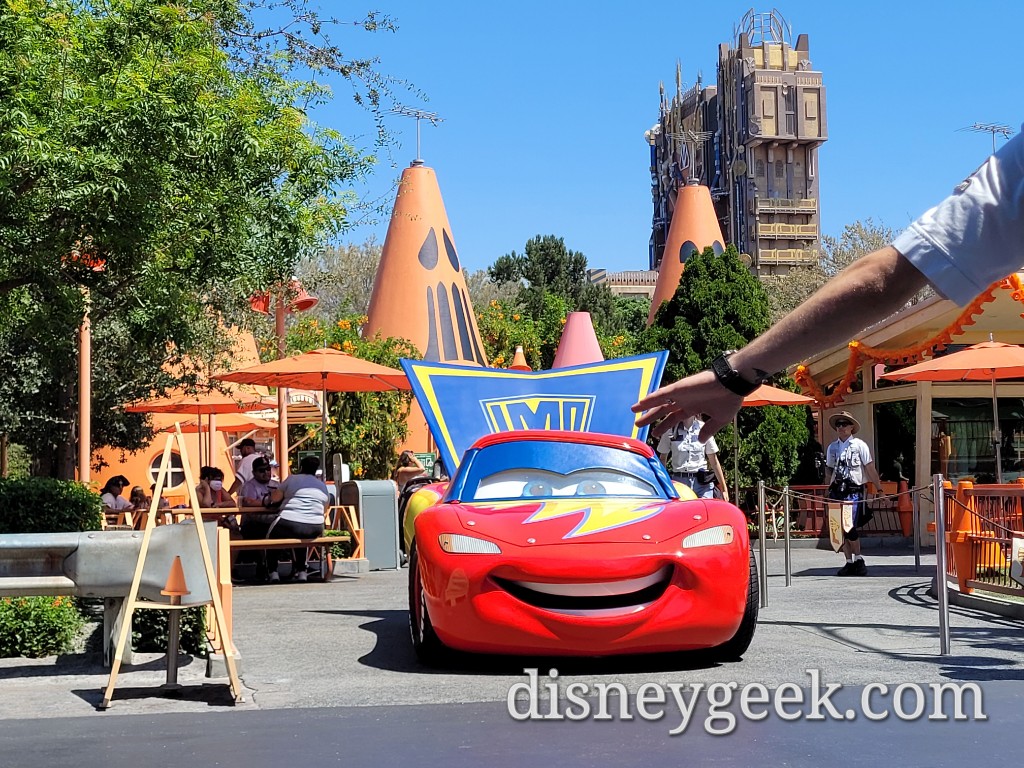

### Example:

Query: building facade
xmin=648 ymin=9 xmax=827 ymax=277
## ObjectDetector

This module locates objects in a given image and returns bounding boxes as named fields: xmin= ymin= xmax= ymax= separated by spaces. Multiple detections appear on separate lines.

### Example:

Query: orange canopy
xmin=162 ymin=413 xmax=279 ymax=433
xmin=742 ymin=384 xmax=815 ymax=407
xmin=878 ymin=341 xmax=1024 ymax=382
xmin=213 ymin=349 xmax=410 ymax=392
xmin=124 ymin=388 xmax=274 ymax=415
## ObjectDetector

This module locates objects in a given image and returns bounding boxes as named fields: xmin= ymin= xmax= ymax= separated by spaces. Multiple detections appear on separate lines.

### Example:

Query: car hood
xmin=449 ymin=497 xmax=713 ymax=546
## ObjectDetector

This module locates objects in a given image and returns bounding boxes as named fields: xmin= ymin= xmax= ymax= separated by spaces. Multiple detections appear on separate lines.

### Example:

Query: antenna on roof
xmin=390 ymin=107 xmax=443 ymax=166
xmin=957 ymin=122 xmax=1013 ymax=154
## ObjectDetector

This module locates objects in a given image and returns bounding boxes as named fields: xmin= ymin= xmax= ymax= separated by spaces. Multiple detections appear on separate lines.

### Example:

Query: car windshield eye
xmin=525 ymin=481 xmax=551 ymax=497
xmin=576 ymin=480 xmax=606 ymax=496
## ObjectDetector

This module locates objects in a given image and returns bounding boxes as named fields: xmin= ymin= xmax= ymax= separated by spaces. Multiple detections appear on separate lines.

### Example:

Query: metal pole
xmin=912 ymin=486 xmax=921 ymax=572
xmin=757 ymin=480 xmax=768 ymax=607
xmin=165 ymin=597 xmax=182 ymax=687
xmin=78 ymin=290 xmax=91 ymax=484
xmin=992 ymin=378 xmax=1003 ymax=483
xmin=276 ymin=293 xmax=290 ymax=481
xmin=732 ymin=415 xmax=740 ymax=503
xmin=783 ymin=485 xmax=792 ymax=586
xmin=933 ymin=474 xmax=951 ymax=655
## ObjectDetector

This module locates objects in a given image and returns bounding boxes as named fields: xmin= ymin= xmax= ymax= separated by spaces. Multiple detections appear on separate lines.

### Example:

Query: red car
xmin=406 ymin=430 xmax=757 ymax=664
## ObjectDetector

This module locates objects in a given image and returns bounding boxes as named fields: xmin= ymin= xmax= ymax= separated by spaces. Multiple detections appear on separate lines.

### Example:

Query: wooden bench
xmin=229 ymin=534 xmax=353 ymax=580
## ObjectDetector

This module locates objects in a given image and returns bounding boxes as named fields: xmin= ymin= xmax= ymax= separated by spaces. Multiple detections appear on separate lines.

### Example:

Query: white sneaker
xmin=268 ymin=571 xmax=281 ymax=583
xmin=293 ymin=569 xmax=308 ymax=582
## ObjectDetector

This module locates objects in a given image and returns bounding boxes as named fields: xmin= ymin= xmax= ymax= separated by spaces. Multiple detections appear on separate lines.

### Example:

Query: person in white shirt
xmin=657 ymin=415 xmax=728 ymax=501
xmin=824 ymin=411 xmax=883 ymax=576
xmin=100 ymin=475 xmax=133 ymax=513
xmin=229 ymin=438 xmax=260 ymax=495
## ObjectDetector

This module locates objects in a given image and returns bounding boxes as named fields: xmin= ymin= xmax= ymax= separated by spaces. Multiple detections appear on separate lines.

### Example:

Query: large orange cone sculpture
xmin=365 ymin=163 xmax=487 ymax=367
xmin=647 ymin=181 xmax=726 ymax=325
xmin=552 ymin=312 xmax=604 ymax=368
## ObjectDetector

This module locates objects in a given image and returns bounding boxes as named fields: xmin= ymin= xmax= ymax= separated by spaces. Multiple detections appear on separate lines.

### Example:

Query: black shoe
xmin=837 ymin=562 xmax=856 ymax=576
xmin=851 ymin=559 xmax=867 ymax=576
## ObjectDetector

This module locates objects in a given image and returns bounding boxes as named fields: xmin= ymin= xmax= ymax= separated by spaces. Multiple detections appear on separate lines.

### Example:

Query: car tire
xmin=408 ymin=543 xmax=449 ymax=666
xmin=710 ymin=547 xmax=759 ymax=661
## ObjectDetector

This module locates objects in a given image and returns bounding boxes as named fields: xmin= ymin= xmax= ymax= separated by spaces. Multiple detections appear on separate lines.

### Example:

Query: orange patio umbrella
xmin=163 ymin=412 xmax=279 ymax=434
xmin=213 ymin=349 xmax=411 ymax=471
xmin=125 ymin=388 xmax=274 ymax=465
xmin=879 ymin=340 xmax=1024 ymax=482
xmin=733 ymin=384 xmax=816 ymax=500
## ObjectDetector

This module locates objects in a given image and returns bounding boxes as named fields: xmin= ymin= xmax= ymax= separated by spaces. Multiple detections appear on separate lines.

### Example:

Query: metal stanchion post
xmin=912 ymin=486 xmax=921 ymax=573
xmin=757 ymin=480 xmax=768 ymax=608
xmin=783 ymin=485 xmax=792 ymax=587
xmin=933 ymin=474 xmax=951 ymax=656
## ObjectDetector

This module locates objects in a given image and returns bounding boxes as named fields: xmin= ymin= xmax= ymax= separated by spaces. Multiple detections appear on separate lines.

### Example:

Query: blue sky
xmin=322 ymin=1 xmax=1022 ymax=275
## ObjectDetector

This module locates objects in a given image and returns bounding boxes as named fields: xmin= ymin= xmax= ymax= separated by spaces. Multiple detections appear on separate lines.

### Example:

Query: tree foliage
xmin=295 ymin=239 xmax=383 ymax=320
xmin=0 ymin=0 xmax=410 ymax=476
xmin=639 ymin=245 xmax=808 ymax=489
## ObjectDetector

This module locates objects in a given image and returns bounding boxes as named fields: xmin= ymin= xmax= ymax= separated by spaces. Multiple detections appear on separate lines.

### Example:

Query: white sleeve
xmin=893 ymin=126 xmax=1024 ymax=306
xmin=704 ymin=435 xmax=719 ymax=455
xmin=656 ymin=431 xmax=672 ymax=455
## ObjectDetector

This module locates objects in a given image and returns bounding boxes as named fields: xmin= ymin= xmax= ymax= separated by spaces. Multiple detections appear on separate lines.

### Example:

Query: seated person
xmin=196 ymin=466 xmax=236 ymax=508
xmin=99 ymin=473 xmax=134 ymax=520
xmin=128 ymin=485 xmax=150 ymax=511
xmin=266 ymin=455 xmax=330 ymax=583
xmin=238 ymin=457 xmax=280 ymax=539
xmin=392 ymin=450 xmax=426 ymax=493
xmin=149 ymin=484 xmax=171 ymax=509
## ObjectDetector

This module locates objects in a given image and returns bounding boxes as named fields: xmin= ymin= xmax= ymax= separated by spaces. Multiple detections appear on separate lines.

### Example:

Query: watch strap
xmin=711 ymin=353 xmax=763 ymax=396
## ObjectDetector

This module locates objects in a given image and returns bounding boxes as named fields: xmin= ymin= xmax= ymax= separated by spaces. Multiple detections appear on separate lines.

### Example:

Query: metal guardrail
xmin=0 ymin=523 xmax=218 ymax=664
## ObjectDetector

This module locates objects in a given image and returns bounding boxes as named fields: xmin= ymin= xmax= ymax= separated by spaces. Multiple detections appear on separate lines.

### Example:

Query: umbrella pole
xmin=321 ymin=381 xmax=328 ymax=480
xmin=993 ymin=377 xmax=1003 ymax=484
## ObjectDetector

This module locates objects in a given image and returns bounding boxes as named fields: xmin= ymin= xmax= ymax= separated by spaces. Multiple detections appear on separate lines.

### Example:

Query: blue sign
xmin=401 ymin=352 xmax=667 ymax=470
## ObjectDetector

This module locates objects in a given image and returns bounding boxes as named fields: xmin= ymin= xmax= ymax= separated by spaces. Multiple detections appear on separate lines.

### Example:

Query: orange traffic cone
xmin=509 ymin=346 xmax=531 ymax=371
xmin=552 ymin=312 xmax=604 ymax=369
xmin=161 ymin=556 xmax=190 ymax=599
xmin=365 ymin=163 xmax=487 ymax=367
xmin=647 ymin=181 xmax=726 ymax=325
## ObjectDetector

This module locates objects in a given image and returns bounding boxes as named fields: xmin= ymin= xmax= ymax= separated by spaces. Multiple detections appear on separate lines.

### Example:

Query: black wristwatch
xmin=710 ymin=352 xmax=764 ymax=396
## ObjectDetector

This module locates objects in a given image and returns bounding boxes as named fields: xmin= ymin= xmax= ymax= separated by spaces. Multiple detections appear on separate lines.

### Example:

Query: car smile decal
xmin=523 ymin=500 xmax=669 ymax=539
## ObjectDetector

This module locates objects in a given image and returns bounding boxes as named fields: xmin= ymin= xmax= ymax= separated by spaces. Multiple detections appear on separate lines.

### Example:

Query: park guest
xmin=657 ymin=415 xmax=728 ymax=501
xmin=824 ymin=411 xmax=883 ymax=576
xmin=392 ymin=450 xmax=426 ymax=494
xmin=266 ymin=455 xmax=330 ymax=582
xmin=196 ymin=466 xmax=236 ymax=508
xmin=229 ymin=437 xmax=260 ymax=496
xmin=100 ymin=475 xmax=133 ymax=513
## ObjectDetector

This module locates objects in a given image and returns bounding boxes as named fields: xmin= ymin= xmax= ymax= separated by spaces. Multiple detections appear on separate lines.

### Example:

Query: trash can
xmin=339 ymin=480 xmax=400 ymax=570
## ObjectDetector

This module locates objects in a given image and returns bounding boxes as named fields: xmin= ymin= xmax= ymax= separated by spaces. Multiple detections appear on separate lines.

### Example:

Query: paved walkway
xmin=1 ymin=543 xmax=1022 ymax=719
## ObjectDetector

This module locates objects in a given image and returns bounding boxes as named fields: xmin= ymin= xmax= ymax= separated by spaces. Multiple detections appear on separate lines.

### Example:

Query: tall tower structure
xmin=648 ymin=9 xmax=827 ymax=277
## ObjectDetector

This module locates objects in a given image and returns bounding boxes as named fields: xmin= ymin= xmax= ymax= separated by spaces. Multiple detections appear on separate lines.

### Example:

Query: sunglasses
xmin=834 ymin=420 xmax=853 ymax=428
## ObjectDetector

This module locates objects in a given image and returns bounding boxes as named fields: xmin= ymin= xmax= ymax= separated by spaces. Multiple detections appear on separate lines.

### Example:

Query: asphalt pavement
xmin=2 ymin=542 xmax=1023 ymax=767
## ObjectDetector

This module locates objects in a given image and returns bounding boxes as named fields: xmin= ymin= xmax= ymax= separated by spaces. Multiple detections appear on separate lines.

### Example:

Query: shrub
xmin=0 ymin=596 xmax=83 ymax=658
xmin=324 ymin=529 xmax=352 ymax=559
xmin=0 ymin=478 xmax=102 ymax=533
xmin=132 ymin=607 xmax=207 ymax=656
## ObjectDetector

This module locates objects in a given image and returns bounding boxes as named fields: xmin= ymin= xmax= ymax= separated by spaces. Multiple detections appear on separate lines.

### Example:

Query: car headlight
xmin=682 ymin=525 xmax=734 ymax=549
xmin=438 ymin=533 xmax=501 ymax=554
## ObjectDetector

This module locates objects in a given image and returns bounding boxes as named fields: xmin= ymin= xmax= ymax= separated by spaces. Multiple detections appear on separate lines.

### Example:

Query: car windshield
xmin=459 ymin=440 xmax=665 ymax=502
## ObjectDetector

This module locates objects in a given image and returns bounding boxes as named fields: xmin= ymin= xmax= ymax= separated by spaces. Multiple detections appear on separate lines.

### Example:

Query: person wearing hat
xmin=824 ymin=411 xmax=883 ymax=576
xmin=657 ymin=415 xmax=729 ymax=502
xmin=229 ymin=437 xmax=261 ymax=496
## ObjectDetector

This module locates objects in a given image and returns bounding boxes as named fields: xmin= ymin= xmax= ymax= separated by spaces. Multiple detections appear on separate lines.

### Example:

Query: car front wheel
xmin=408 ymin=543 xmax=449 ymax=666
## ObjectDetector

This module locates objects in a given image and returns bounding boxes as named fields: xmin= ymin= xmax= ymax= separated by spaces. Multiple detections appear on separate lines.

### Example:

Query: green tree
xmin=488 ymin=235 xmax=618 ymax=366
xmin=296 ymin=239 xmax=383 ymax=320
xmin=0 ymin=0 xmax=409 ymax=477
xmin=640 ymin=245 xmax=808 ymax=490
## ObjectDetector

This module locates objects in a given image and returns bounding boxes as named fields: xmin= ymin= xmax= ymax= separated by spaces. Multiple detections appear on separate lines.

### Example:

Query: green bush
xmin=0 ymin=478 xmax=102 ymax=533
xmin=324 ymin=529 xmax=352 ymax=559
xmin=0 ymin=596 xmax=83 ymax=658
xmin=132 ymin=607 xmax=206 ymax=656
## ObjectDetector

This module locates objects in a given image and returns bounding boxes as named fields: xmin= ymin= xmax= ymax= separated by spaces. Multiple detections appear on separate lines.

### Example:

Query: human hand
xmin=632 ymin=370 xmax=743 ymax=442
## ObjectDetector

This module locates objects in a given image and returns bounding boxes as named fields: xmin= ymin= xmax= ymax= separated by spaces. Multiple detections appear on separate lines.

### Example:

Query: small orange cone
xmin=647 ymin=181 xmax=726 ymax=325
xmin=509 ymin=346 xmax=531 ymax=371
xmin=161 ymin=556 xmax=190 ymax=598
xmin=552 ymin=312 xmax=604 ymax=369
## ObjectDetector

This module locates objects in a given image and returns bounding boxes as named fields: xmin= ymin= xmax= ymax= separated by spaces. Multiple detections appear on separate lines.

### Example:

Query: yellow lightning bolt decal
xmin=524 ymin=500 xmax=668 ymax=539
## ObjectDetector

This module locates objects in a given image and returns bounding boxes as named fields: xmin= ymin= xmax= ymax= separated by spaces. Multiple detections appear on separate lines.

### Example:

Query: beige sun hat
xmin=828 ymin=411 xmax=861 ymax=434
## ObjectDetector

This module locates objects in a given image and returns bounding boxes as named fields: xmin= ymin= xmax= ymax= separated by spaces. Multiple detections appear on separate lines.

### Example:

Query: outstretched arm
xmin=632 ymin=247 xmax=927 ymax=441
